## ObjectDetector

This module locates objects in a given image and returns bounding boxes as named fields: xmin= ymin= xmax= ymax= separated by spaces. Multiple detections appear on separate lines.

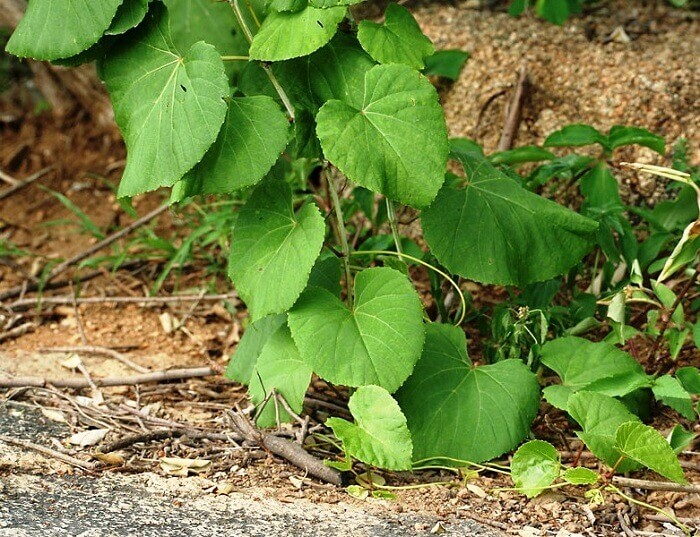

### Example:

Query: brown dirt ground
xmin=1 ymin=1 xmax=699 ymax=535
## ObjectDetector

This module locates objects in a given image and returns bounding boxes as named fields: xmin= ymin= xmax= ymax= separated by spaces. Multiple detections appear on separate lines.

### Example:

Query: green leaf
xmin=562 ymin=467 xmax=599 ymax=485
xmin=511 ymin=440 xmax=560 ymax=498
xmin=307 ymin=251 xmax=342 ymax=296
xmin=568 ymin=392 xmax=640 ymax=471
xmin=107 ymin=0 xmax=150 ymax=35
xmin=544 ymin=124 xmax=608 ymax=149
xmin=541 ymin=337 xmax=650 ymax=398
xmin=229 ymin=178 xmax=325 ymax=321
xmin=316 ymin=64 xmax=448 ymax=208
xmin=396 ymin=323 xmax=540 ymax=463
xmin=652 ymin=280 xmax=684 ymax=326
xmin=490 ymin=146 xmax=554 ymax=166
xmin=7 ymin=0 xmax=124 ymax=60
xmin=422 ymin=155 xmax=597 ymax=286
xmin=608 ymin=126 xmax=665 ymax=155
xmin=676 ymin=366 xmax=700 ymax=394
xmin=616 ymin=422 xmax=686 ymax=483
xmin=172 ymin=96 xmax=290 ymax=199
xmin=542 ymin=384 xmax=574 ymax=411
xmin=327 ymin=385 xmax=413 ymax=470
xmin=225 ymin=314 xmax=286 ymax=384
xmin=101 ymin=4 xmax=229 ymax=197
xmin=423 ymin=49 xmax=469 ymax=81
xmin=580 ymin=163 xmax=624 ymax=217
xmin=249 ymin=325 xmax=313 ymax=427
xmin=357 ymin=4 xmax=434 ymax=70
xmin=536 ymin=0 xmax=572 ymax=25
xmin=667 ymin=425 xmax=696 ymax=454
xmin=269 ymin=0 xmax=307 ymax=12
xmin=309 ymin=0 xmax=362 ymax=7
xmin=288 ymin=267 xmax=425 ymax=392
xmin=249 ymin=6 xmax=346 ymax=61
xmin=652 ymin=375 xmax=695 ymax=420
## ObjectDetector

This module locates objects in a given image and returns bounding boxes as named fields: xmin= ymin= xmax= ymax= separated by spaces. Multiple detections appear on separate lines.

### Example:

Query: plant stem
xmin=220 ymin=55 xmax=250 ymax=61
xmin=385 ymin=198 xmax=403 ymax=256
xmin=245 ymin=0 xmax=261 ymax=27
xmin=229 ymin=0 xmax=295 ymax=120
xmin=606 ymin=485 xmax=691 ymax=536
xmin=326 ymin=170 xmax=353 ymax=306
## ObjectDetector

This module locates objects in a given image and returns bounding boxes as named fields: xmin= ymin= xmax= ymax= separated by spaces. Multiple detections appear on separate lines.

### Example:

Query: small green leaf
xmin=107 ymin=0 xmax=150 ymax=35
xmin=422 ymin=155 xmax=597 ymax=286
xmin=511 ymin=440 xmax=560 ymax=498
xmin=490 ymin=146 xmax=554 ymax=166
xmin=288 ymin=267 xmax=425 ymax=392
xmin=225 ymin=314 xmax=286 ymax=384
xmin=579 ymin=163 xmax=624 ymax=217
xmin=357 ymin=4 xmax=434 ymax=70
xmin=172 ymin=96 xmax=290 ymax=199
xmin=327 ymin=385 xmax=413 ymax=470
xmin=309 ymin=0 xmax=363 ymax=7
xmin=652 ymin=280 xmax=684 ymax=326
xmin=667 ymin=425 xmax=696 ymax=454
xmin=249 ymin=326 xmax=313 ymax=427
xmin=229 ymin=178 xmax=325 ymax=321
xmin=542 ymin=384 xmax=574 ymax=411
xmin=562 ymin=467 xmax=599 ymax=485
xmin=568 ymin=392 xmax=640 ymax=471
xmin=316 ymin=64 xmax=448 ymax=208
xmin=423 ymin=49 xmax=469 ymax=81
xmin=249 ymin=6 xmax=346 ymax=61
xmin=616 ymin=422 xmax=687 ymax=483
xmin=544 ymin=124 xmax=608 ymax=149
xmin=676 ymin=366 xmax=700 ymax=394
xmin=269 ymin=0 xmax=307 ymax=12
xmin=652 ymin=375 xmax=695 ymax=420
xmin=7 ymin=0 xmax=124 ymax=60
xmin=608 ymin=126 xmax=665 ymax=155
xmin=396 ymin=324 xmax=540 ymax=463
xmin=101 ymin=4 xmax=229 ymax=197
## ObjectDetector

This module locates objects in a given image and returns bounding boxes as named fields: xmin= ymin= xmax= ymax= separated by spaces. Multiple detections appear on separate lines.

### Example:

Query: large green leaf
xmin=229 ymin=178 xmax=325 ymax=321
xmin=422 ymin=155 xmax=598 ymax=285
xmin=567 ymin=392 xmax=640 ymax=472
xmin=107 ymin=0 xmax=150 ymax=35
xmin=7 ymin=0 xmax=124 ymax=60
xmin=652 ymin=375 xmax=695 ymax=420
xmin=327 ymin=385 xmax=413 ymax=470
xmin=249 ymin=326 xmax=313 ymax=427
xmin=396 ymin=323 xmax=540 ymax=463
xmin=172 ymin=96 xmax=290 ymax=199
xmin=541 ymin=337 xmax=650 ymax=399
xmin=677 ymin=366 xmax=700 ymax=394
xmin=511 ymin=440 xmax=560 ymax=498
xmin=101 ymin=4 xmax=229 ymax=197
xmin=357 ymin=4 xmax=434 ymax=70
xmin=316 ymin=64 xmax=448 ymax=208
xmin=288 ymin=267 xmax=425 ymax=392
xmin=616 ymin=422 xmax=686 ymax=483
xmin=225 ymin=314 xmax=286 ymax=384
xmin=249 ymin=6 xmax=346 ymax=61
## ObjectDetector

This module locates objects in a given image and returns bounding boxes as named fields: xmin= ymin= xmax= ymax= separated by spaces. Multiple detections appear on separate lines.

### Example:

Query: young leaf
xmin=541 ymin=337 xmax=651 ymax=398
xmin=249 ymin=326 xmax=313 ymax=427
xmin=608 ymin=126 xmax=665 ymax=155
xmin=107 ymin=0 xmax=151 ymax=35
xmin=544 ymin=124 xmax=608 ymax=149
xmin=225 ymin=314 xmax=286 ymax=384
xmin=542 ymin=384 xmax=574 ymax=411
xmin=489 ymin=146 xmax=554 ymax=166
xmin=676 ymin=366 xmax=700 ymax=394
xmin=229 ymin=178 xmax=325 ymax=321
xmin=562 ymin=467 xmax=599 ymax=485
xmin=288 ymin=267 xmax=425 ymax=392
xmin=423 ymin=49 xmax=469 ymax=81
xmin=396 ymin=324 xmax=540 ymax=463
xmin=511 ymin=440 xmax=561 ymax=498
xmin=667 ymin=425 xmax=697 ymax=454
xmin=327 ymin=385 xmax=413 ymax=470
xmin=579 ymin=163 xmax=624 ymax=217
xmin=652 ymin=280 xmax=684 ymax=326
xmin=422 ymin=155 xmax=597 ymax=286
xmin=249 ymin=6 xmax=346 ymax=61
xmin=568 ymin=392 xmax=640 ymax=471
xmin=357 ymin=4 xmax=434 ymax=70
xmin=7 ymin=0 xmax=124 ymax=60
xmin=172 ymin=96 xmax=290 ymax=199
xmin=652 ymin=375 xmax=695 ymax=420
xmin=615 ymin=422 xmax=687 ymax=484
xmin=101 ymin=4 xmax=229 ymax=197
xmin=316 ymin=64 xmax=449 ymax=208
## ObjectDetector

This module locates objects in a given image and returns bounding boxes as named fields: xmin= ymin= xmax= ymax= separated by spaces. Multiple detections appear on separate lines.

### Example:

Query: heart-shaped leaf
xmin=357 ymin=4 xmax=434 ymax=69
xmin=229 ymin=178 xmax=325 ymax=321
xmin=7 ymin=0 xmax=124 ymax=60
xmin=422 ymin=154 xmax=597 ymax=285
xmin=101 ymin=4 xmax=229 ymax=197
xmin=396 ymin=323 xmax=540 ymax=463
xmin=651 ymin=375 xmax=695 ymax=420
xmin=562 ymin=467 xmax=598 ymax=485
xmin=327 ymin=385 xmax=413 ymax=470
xmin=511 ymin=440 xmax=560 ymax=498
xmin=316 ymin=64 xmax=448 ymax=208
xmin=288 ymin=267 xmax=425 ymax=392
xmin=172 ymin=96 xmax=290 ymax=199
xmin=249 ymin=6 xmax=346 ymax=61
xmin=616 ymin=422 xmax=686 ymax=484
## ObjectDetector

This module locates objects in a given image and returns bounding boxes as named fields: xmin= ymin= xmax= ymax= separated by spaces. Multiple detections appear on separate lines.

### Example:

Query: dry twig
xmin=0 ymin=166 xmax=53 ymax=202
xmin=8 ymin=292 xmax=237 ymax=311
xmin=39 ymin=346 xmax=150 ymax=374
xmin=497 ymin=62 xmax=528 ymax=152
xmin=612 ymin=476 xmax=700 ymax=494
xmin=0 ymin=434 xmax=96 ymax=471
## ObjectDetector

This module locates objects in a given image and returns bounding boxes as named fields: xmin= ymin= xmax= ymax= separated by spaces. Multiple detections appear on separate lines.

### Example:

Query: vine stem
xmin=326 ymin=170 xmax=354 ymax=306
xmin=350 ymin=250 xmax=467 ymax=326
xmin=229 ymin=0 xmax=295 ymax=120
xmin=385 ymin=198 xmax=403 ymax=256
xmin=220 ymin=55 xmax=249 ymax=61
xmin=606 ymin=485 xmax=691 ymax=536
